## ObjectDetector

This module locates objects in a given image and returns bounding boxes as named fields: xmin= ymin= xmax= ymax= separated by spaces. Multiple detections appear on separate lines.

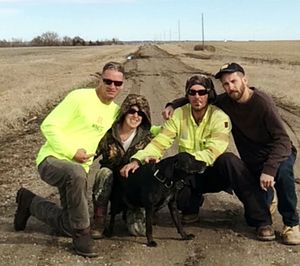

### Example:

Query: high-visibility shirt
xmin=36 ymin=88 xmax=119 ymax=172
xmin=133 ymin=104 xmax=232 ymax=166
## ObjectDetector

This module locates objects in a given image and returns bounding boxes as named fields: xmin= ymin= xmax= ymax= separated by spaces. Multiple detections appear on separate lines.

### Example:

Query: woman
xmin=91 ymin=93 xmax=157 ymax=239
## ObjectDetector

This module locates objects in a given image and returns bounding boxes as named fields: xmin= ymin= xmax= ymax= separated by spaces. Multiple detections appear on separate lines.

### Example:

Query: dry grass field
xmin=0 ymin=45 xmax=138 ymax=139
xmin=1 ymin=41 xmax=299 ymax=139
xmin=161 ymin=41 xmax=300 ymax=108
xmin=1 ymin=41 xmax=300 ymax=265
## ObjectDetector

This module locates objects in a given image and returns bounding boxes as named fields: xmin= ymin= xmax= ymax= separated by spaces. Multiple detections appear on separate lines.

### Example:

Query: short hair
xmin=102 ymin=61 xmax=125 ymax=75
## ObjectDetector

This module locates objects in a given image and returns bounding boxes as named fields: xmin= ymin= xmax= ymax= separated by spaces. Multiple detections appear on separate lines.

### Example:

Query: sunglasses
xmin=127 ymin=108 xmax=144 ymax=117
xmin=187 ymin=89 xmax=208 ymax=96
xmin=102 ymin=78 xmax=123 ymax=87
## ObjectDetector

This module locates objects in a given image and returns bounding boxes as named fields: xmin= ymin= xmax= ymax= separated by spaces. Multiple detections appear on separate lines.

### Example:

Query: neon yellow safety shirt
xmin=36 ymin=88 xmax=120 ymax=172
xmin=133 ymin=104 xmax=232 ymax=166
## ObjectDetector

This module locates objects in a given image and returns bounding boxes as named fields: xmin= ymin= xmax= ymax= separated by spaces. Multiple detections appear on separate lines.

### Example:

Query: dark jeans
xmin=179 ymin=157 xmax=232 ymax=215
xmin=217 ymin=150 xmax=299 ymax=227
xmin=275 ymin=146 xmax=299 ymax=226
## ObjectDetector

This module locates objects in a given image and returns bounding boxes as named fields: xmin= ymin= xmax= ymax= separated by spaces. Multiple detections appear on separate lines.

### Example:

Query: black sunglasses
xmin=127 ymin=108 xmax=144 ymax=117
xmin=187 ymin=89 xmax=208 ymax=96
xmin=102 ymin=78 xmax=123 ymax=87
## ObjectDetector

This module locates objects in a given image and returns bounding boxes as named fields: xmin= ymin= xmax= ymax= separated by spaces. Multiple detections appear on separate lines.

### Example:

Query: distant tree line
xmin=0 ymin=31 xmax=123 ymax=47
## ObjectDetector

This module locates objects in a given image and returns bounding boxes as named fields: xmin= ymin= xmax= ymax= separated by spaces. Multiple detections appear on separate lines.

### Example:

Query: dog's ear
xmin=157 ymin=155 xmax=176 ymax=180
xmin=175 ymin=152 xmax=206 ymax=174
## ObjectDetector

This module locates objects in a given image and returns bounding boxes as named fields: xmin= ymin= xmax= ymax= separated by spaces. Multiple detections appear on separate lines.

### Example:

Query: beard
xmin=191 ymin=103 xmax=208 ymax=121
xmin=228 ymin=83 xmax=246 ymax=101
xmin=191 ymin=101 xmax=207 ymax=112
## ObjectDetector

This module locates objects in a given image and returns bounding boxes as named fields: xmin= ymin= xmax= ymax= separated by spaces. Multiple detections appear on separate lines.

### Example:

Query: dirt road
xmin=0 ymin=44 xmax=300 ymax=266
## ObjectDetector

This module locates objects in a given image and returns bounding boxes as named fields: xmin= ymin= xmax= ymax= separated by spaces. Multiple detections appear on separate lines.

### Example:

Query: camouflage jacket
xmin=95 ymin=93 xmax=153 ymax=171
xmin=96 ymin=124 xmax=152 ymax=171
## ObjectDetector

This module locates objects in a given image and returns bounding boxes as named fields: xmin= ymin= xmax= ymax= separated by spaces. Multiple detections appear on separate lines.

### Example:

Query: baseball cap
xmin=215 ymin=63 xmax=245 ymax=79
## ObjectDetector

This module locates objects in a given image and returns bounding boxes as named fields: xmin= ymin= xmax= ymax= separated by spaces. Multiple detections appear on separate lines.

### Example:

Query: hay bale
xmin=193 ymin=44 xmax=216 ymax=52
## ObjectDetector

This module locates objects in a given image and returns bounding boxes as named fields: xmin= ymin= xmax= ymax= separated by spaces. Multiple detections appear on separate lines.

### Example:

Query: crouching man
xmin=121 ymin=74 xmax=232 ymax=223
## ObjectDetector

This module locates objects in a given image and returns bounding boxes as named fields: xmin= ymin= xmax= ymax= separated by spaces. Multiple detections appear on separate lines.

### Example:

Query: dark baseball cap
xmin=215 ymin=63 xmax=245 ymax=79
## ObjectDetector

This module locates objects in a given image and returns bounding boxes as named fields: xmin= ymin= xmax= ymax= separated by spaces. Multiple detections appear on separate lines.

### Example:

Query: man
xmin=120 ymin=74 xmax=232 ymax=223
xmin=14 ymin=62 xmax=125 ymax=257
xmin=165 ymin=63 xmax=300 ymax=244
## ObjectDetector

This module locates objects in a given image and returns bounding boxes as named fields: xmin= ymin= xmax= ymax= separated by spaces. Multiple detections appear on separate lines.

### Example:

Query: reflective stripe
xmin=132 ymin=104 xmax=232 ymax=165
xmin=160 ymin=127 xmax=176 ymax=138
xmin=151 ymin=138 xmax=167 ymax=154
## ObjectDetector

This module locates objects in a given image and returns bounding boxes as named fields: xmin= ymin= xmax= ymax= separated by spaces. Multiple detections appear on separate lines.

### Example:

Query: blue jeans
xmin=274 ymin=146 xmax=299 ymax=226
xmin=215 ymin=148 xmax=299 ymax=227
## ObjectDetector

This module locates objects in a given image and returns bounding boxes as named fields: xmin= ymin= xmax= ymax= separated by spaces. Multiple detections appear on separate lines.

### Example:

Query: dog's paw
xmin=182 ymin=233 xmax=195 ymax=240
xmin=187 ymin=233 xmax=195 ymax=239
xmin=147 ymin=240 xmax=157 ymax=247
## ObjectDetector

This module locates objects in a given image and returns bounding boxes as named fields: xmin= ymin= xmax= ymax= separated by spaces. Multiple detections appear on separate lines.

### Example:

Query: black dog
xmin=105 ymin=152 xmax=206 ymax=247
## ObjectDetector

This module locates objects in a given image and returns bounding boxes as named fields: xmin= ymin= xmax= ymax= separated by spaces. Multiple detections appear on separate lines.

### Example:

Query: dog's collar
xmin=153 ymin=168 xmax=173 ymax=189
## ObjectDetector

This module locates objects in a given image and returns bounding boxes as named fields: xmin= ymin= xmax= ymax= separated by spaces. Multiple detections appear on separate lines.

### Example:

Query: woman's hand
xmin=120 ymin=160 xmax=140 ymax=178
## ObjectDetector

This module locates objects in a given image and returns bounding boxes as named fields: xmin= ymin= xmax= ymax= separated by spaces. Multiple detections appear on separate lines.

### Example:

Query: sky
xmin=0 ymin=0 xmax=300 ymax=42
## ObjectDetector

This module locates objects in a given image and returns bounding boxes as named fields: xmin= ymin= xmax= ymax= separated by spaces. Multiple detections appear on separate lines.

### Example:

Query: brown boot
xmin=14 ymin=187 xmax=36 ymax=231
xmin=90 ymin=206 xmax=107 ymax=239
xmin=72 ymin=227 xmax=99 ymax=257
xmin=256 ymin=225 xmax=275 ymax=241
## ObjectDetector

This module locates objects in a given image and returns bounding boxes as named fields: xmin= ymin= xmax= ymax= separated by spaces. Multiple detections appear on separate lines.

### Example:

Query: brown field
xmin=0 ymin=45 xmax=138 ymax=138
xmin=161 ymin=41 xmax=300 ymax=106
xmin=1 ymin=41 xmax=300 ymax=265
xmin=1 ymin=41 xmax=300 ymax=138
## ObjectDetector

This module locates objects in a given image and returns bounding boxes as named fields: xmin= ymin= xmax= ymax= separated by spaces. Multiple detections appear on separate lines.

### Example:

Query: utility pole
xmin=202 ymin=13 xmax=205 ymax=48
xmin=178 ymin=20 xmax=181 ymax=41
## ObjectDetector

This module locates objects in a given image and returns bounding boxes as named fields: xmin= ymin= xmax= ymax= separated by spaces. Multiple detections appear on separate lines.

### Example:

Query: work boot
xmin=90 ymin=206 xmax=107 ymax=239
xmin=256 ymin=225 xmax=275 ymax=241
xmin=282 ymin=225 xmax=300 ymax=245
xmin=72 ymin=227 xmax=99 ymax=257
xmin=181 ymin=195 xmax=204 ymax=224
xmin=182 ymin=213 xmax=199 ymax=224
xmin=14 ymin=187 xmax=36 ymax=231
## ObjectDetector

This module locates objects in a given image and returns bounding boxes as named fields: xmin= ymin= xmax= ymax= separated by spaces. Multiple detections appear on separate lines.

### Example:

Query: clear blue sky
xmin=0 ymin=0 xmax=299 ymax=42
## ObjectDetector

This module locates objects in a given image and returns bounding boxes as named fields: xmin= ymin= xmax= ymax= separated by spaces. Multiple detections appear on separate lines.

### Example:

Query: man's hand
xmin=73 ymin=149 xmax=95 ymax=163
xmin=144 ymin=156 xmax=160 ymax=164
xmin=120 ymin=160 xmax=141 ymax=178
xmin=260 ymin=173 xmax=275 ymax=191
xmin=161 ymin=105 xmax=174 ymax=120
